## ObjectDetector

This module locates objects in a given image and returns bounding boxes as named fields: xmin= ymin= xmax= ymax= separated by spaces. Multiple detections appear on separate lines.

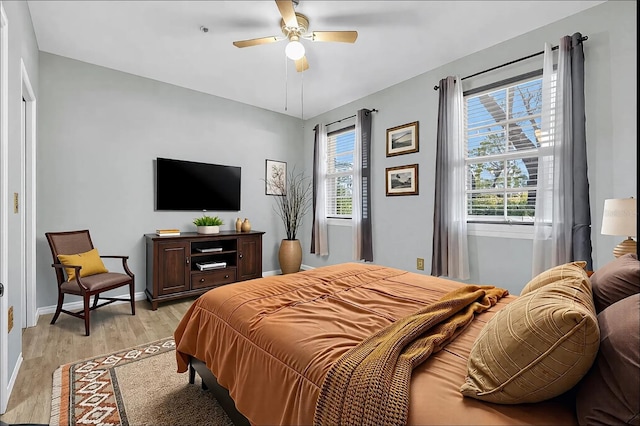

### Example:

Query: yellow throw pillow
xmin=57 ymin=248 xmax=108 ymax=282
xmin=520 ymin=261 xmax=588 ymax=296
xmin=460 ymin=273 xmax=599 ymax=404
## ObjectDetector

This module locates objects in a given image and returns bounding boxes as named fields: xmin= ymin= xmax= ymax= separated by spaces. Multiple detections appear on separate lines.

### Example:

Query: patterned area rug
xmin=50 ymin=337 xmax=232 ymax=426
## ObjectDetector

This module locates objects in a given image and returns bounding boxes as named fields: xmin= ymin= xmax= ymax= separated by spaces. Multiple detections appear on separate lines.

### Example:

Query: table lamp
xmin=601 ymin=197 xmax=637 ymax=257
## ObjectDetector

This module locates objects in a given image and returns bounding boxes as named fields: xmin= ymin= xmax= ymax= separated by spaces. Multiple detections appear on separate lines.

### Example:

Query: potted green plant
xmin=268 ymin=168 xmax=312 ymax=274
xmin=193 ymin=215 xmax=224 ymax=234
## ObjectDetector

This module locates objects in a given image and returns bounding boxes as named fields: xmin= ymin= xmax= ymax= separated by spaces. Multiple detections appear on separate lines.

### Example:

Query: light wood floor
xmin=0 ymin=297 xmax=198 ymax=425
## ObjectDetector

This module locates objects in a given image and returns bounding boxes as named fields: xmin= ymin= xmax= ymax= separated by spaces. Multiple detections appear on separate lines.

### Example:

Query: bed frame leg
xmin=189 ymin=362 xmax=196 ymax=385
xmin=189 ymin=361 xmax=208 ymax=389
xmin=188 ymin=357 xmax=251 ymax=426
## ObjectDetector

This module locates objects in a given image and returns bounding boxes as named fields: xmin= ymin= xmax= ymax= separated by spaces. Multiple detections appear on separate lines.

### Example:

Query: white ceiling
xmin=27 ymin=1 xmax=605 ymax=119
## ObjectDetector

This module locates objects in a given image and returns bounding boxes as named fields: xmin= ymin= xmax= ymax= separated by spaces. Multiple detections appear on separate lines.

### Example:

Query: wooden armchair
xmin=45 ymin=229 xmax=135 ymax=336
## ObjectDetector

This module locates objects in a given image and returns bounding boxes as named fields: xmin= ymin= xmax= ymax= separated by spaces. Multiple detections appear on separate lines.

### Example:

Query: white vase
xmin=196 ymin=225 xmax=219 ymax=234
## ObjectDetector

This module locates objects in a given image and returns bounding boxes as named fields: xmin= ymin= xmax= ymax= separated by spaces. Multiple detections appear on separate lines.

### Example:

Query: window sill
xmin=467 ymin=222 xmax=534 ymax=239
xmin=328 ymin=218 xmax=352 ymax=227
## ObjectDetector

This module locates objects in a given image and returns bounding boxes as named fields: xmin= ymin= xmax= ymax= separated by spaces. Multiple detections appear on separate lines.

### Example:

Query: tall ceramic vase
xmin=279 ymin=239 xmax=302 ymax=274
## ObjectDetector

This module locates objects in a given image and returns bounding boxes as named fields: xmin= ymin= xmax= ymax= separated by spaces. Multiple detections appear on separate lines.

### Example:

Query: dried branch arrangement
xmin=269 ymin=168 xmax=312 ymax=240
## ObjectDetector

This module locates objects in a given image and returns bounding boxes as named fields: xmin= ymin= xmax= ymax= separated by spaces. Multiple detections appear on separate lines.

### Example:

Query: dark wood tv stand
xmin=144 ymin=231 xmax=264 ymax=310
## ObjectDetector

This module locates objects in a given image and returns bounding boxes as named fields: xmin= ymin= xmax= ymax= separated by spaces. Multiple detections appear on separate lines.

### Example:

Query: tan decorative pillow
xmin=520 ymin=261 xmax=588 ymax=296
xmin=460 ymin=273 xmax=599 ymax=404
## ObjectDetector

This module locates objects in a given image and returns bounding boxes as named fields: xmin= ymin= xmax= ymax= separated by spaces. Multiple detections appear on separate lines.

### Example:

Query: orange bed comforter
xmin=174 ymin=263 xmax=577 ymax=425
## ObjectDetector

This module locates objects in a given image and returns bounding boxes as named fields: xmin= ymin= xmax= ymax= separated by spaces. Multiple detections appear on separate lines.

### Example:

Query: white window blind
xmin=465 ymin=76 xmax=549 ymax=223
xmin=326 ymin=126 xmax=355 ymax=218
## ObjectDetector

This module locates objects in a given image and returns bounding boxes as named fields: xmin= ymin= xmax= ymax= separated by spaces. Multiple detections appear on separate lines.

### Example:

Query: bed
xmin=174 ymin=262 xmax=603 ymax=425
xmin=177 ymin=257 xmax=640 ymax=425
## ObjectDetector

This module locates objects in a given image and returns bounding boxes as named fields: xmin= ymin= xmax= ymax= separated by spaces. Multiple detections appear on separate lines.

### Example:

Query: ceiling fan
xmin=232 ymin=0 xmax=358 ymax=72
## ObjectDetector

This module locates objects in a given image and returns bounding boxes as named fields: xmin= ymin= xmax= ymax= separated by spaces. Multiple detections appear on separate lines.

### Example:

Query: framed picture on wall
xmin=386 ymin=121 xmax=419 ymax=157
xmin=265 ymin=159 xmax=287 ymax=195
xmin=385 ymin=164 xmax=419 ymax=196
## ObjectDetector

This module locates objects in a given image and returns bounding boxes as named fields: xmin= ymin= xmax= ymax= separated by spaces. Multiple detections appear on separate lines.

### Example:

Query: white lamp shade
xmin=285 ymin=40 xmax=305 ymax=60
xmin=601 ymin=198 xmax=637 ymax=237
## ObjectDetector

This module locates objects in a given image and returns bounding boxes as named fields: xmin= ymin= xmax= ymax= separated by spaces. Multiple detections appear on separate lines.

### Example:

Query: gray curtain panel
xmin=431 ymin=77 xmax=453 ymax=277
xmin=358 ymin=109 xmax=373 ymax=262
xmin=569 ymin=32 xmax=593 ymax=270
xmin=310 ymin=124 xmax=320 ymax=253
xmin=558 ymin=35 xmax=575 ymax=267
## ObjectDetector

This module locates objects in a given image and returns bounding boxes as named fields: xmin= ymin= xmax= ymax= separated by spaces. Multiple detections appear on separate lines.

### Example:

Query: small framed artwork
xmin=386 ymin=121 xmax=419 ymax=157
xmin=385 ymin=164 xmax=419 ymax=196
xmin=265 ymin=159 xmax=287 ymax=195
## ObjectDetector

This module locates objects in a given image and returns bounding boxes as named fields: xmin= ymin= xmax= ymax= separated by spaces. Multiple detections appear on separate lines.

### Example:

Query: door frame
xmin=1 ymin=2 xmax=9 ymax=414
xmin=20 ymin=58 xmax=36 ymax=329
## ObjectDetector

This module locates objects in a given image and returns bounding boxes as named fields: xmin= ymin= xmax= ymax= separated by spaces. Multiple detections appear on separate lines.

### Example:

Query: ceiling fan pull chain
xmin=284 ymin=53 xmax=289 ymax=112
xmin=301 ymin=70 xmax=304 ymax=120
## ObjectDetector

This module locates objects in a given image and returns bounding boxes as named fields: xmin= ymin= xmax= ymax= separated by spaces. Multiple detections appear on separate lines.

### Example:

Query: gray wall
xmin=3 ymin=0 xmax=39 ymax=388
xmin=301 ymin=0 xmax=637 ymax=295
xmin=1 ymin=0 xmax=634 ymax=408
xmin=36 ymin=53 xmax=304 ymax=308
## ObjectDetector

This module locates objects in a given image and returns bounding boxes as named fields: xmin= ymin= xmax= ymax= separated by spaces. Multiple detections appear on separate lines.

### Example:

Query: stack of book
xmin=196 ymin=261 xmax=227 ymax=271
xmin=156 ymin=229 xmax=181 ymax=236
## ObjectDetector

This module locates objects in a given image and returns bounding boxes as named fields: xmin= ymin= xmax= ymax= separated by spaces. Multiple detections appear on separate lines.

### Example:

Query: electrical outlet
xmin=416 ymin=258 xmax=424 ymax=271
xmin=8 ymin=305 xmax=13 ymax=333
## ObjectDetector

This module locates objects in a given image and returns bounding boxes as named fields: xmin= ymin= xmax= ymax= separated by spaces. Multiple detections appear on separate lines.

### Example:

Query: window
xmin=465 ymin=76 xmax=544 ymax=223
xmin=325 ymin=125 xmax=355 ymax=218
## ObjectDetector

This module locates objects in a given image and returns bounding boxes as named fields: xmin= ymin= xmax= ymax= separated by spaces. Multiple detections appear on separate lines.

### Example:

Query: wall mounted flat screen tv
xmin=155 ymin=157 xmax=241 ymax=211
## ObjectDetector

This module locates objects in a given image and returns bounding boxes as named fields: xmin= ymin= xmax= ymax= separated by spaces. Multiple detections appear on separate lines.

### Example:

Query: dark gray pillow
xmin=576 ymin=294 xmax=640 ymax=425
xmin=590 ymin=253 xmax=640 ymax=313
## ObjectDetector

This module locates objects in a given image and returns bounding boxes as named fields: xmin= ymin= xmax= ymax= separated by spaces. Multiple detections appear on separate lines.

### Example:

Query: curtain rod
xmin=324 ymin=108 xmax=378 ymax=127
xmin=433 ymin=35 xmax=588 ymax=90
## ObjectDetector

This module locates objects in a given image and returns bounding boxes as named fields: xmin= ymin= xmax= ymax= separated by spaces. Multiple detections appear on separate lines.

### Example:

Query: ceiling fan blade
xmin=233 ymin=36 xmax=280 ymax=48
xmin=275 ymin=0 xmax=298 ymax=28
xmin=311 ymin=31 xmax=358 ymax=43
xmin=295 ymin=56 xmax=309 ymax=72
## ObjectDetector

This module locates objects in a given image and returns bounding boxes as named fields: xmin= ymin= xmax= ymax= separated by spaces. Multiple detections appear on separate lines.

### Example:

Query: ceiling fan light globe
xmin=285 ymin=40 xmax=305 ymax=60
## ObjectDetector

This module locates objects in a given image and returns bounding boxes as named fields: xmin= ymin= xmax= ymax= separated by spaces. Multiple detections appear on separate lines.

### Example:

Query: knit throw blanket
xmin=313 ymin=284 xmax=508 ymax=426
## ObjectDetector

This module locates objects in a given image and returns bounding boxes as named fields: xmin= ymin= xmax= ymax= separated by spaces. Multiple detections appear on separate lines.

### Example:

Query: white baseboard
xmin=263 ymin=264 xmax=314 ymax=276
xmin=35 ymin=291 xmax=147 ymax=324
xmin=6 ymin=352 xmax=22 ymax=408
xmin=34 ymin=267 xmax=318 ymax=322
